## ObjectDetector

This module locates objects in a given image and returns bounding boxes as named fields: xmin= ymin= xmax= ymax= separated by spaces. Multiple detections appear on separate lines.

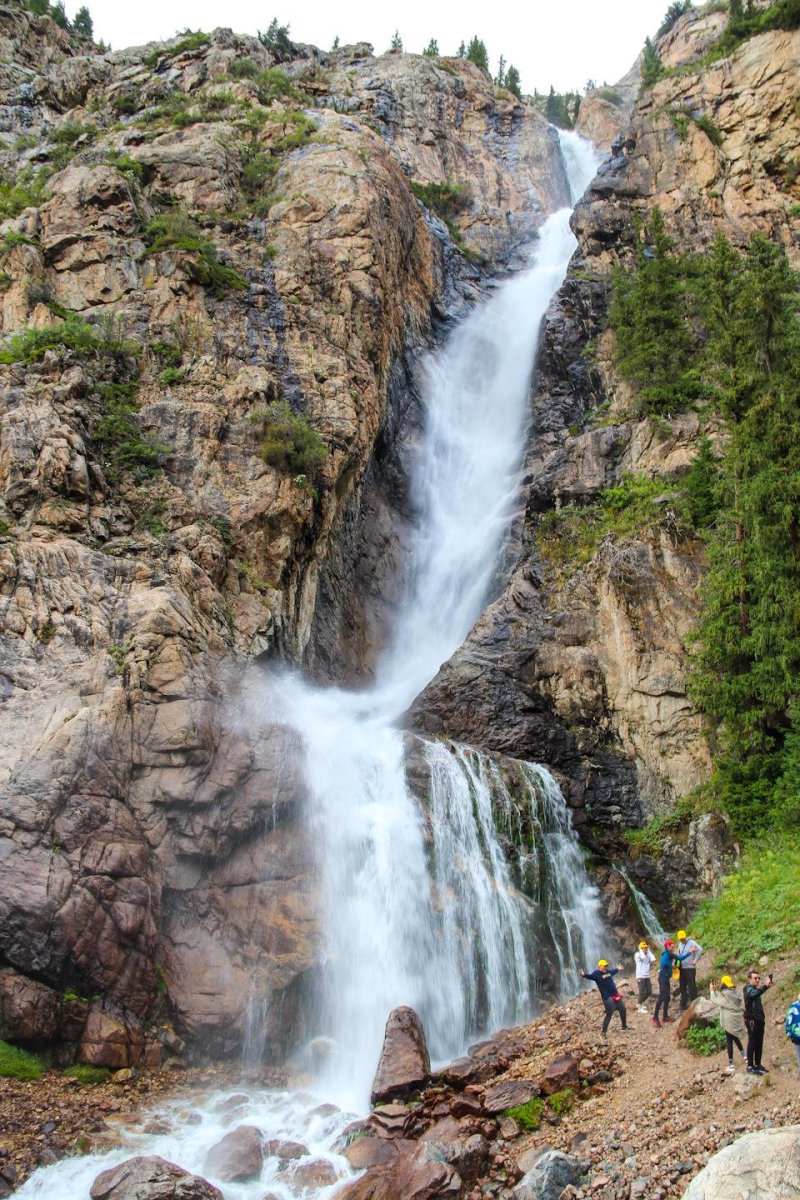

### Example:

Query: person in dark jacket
xmin=581 ymin=958 xmax=627 ymax=1037
xmin=653 ymin=940 xmax=690 ymax=1028
xmin=743 ymin=967 xmax=773 ymax=1074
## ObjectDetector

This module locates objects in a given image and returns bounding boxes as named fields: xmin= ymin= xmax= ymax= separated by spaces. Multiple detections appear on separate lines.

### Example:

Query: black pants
xmin=638 ymin=978 xmax=652 ymax=1004
xmin=726 ymin=1032 xmax=744 ymax=1061
xmin=679 ymin=968 xmax=698 ymax=1010
xmin=746 ymin=1018 xmax=765 ymax=1068
xmin=602 ymin=997 xmax=627 ymax=1034
xmin=654 ymin=974 xmax=671 ymax=1021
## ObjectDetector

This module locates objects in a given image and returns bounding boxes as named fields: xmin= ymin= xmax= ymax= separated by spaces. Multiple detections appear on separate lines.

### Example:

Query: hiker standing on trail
xmin=635 ymin=941 xmax=656 ymax=1013
xmin=785 ymin=992 xmax=800 ymax=1078
xmin=676 ymin=929 xmax=703 ymax=1011
xmin=709 ymin=975 xmax=746 ymax=1073
xmin=581 ymin=958 xmax=628 ymax=1038
xmin=653 ymin=939 xmax=690 ymax=1028
xmin=743 ymin=967 xmax=773 ymax=1074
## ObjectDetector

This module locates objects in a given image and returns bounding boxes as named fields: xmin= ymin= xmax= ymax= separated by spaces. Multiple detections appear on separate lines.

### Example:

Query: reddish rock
xmin=482 ymin=1079 xmax=540 ymax=1114
xmin=434 ymin=1056 xmax=490 ymax=1086
xmin=451 ymin=1095 xmax=483 ymax=1118
xmin=370 ymin=1006 xmax=431 ymax=1104
xmin=344 ymin=1137 xmax=399 ymax=1169
xmin=540 ymin=1054 xmax=580 ymax=1096
xmin=278 ymin=1158 xmax=339 ymax=1188
xmin=203 ymin=1125 xmax=264 ymax=1182
xmin=0 ymin=968 xmax=61 ymax=1045
xmin=337 ymin=1147 xmax=459 ymax=1200
xmin=499 ymin=1118 xmax=519 ymax=1140
xmin=263 ymin=1138 xmax=307 ymax=1161
xmin=89 ymin=1155 xmax=223 ymax=1200
xmin=418 ymin=1116 xmax=490 ymax=1184
xmin=370 ymin=1103 xmax=414 ymax=1138
xmin=78 ymin=1006 xmax=144 ymax=1070
xmin=676 ymin=997 xmax=719 ymax=1040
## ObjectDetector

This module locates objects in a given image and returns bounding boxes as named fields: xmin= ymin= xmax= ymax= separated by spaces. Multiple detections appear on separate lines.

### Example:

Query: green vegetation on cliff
xmin=0 ymin=1040 xmax=44 ymax=1080
xmin=610 ymin=213 xmax=800 ymax=838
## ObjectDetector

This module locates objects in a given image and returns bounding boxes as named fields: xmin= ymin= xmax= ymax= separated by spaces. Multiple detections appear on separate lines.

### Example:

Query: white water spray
xmin=18 ymin=131 xmax=604 ymax=1199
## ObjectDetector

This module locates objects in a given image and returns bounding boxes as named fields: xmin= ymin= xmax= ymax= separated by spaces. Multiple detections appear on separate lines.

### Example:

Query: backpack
xmin=786 ymin=1002 xmax=800 ymax=1045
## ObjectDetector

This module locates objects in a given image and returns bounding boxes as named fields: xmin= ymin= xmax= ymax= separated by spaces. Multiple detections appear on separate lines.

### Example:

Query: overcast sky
xmin=75 ymin=0 xmax=685 ymax=94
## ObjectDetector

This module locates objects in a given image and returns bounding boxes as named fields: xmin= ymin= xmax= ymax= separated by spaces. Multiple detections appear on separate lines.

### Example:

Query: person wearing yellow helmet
xmin=676 ymin=929 xmax=704 ymax=1012
xmin=709 ymin=974 xmax=746 ymax=1073
xmin=580 ymin=957 xmax=627 ymax=1039
xmin=634 ymin=940 xmax=656 ymax=1014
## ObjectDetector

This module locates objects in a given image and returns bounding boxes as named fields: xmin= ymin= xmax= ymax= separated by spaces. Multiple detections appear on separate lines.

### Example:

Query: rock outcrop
xmin=682 ymin=1126 xmax=800 ymax=1199
xmin=90 ymin=1156 xmax=224 ymax=1200
xmin=370 ymin=1005 xmax=431 ymax=1103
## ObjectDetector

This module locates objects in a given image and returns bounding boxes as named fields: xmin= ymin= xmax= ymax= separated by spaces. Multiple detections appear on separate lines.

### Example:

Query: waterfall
xmin=617 ymin=864 xmax=668 ymax=942
xmin=17 ymin=131 xmax=604 ymax=1198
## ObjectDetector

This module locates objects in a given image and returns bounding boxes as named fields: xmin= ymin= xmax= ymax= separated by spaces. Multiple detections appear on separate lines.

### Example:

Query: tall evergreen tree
xmin=390 ymin=30 xmax=403 ymax=51
xmin=457 ymin=40 xmax=466 ymax=58
xmin=505 ymin=65 xmax=522 ymax=99
xmin=73 ymin=4 xmax=92 ymax=38
xmin=423 ymin=38 xmax=439 ymax=57
xmin=641 ymin=37 xmax=664 ymax=88
xmin=466 ymin=36 xmax=489 ymax=72
xmin=495 ymin=55 xmax=506 ymax=86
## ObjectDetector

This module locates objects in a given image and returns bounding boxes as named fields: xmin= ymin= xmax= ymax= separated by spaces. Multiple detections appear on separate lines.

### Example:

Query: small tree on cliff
xmin=73 ymin=4 xmax=93 ymax=38
xmin=423 ymin=38 xmax=439 ymax=57
xmin=505 ymin=65 xmax=522 ymax=98
xmin=466 ymin=36 xmax=489 ymax=73
xmin=390 ymin=29 xmax=403 ymax=51
xmin=641 ymin=37 xmax=665 ymax=88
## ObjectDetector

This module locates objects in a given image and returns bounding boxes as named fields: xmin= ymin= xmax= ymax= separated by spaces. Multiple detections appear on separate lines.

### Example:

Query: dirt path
xmin=500 ymin=965 xmax=800 ymax=1199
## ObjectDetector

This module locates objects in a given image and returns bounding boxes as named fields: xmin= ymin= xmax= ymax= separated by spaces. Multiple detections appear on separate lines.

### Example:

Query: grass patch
xmin=229 ymin=57 xmax=259 ymax=79
xmin=105 ymin=151 xmax=146 ymax=186
xmin=692 ymin=834 xmax=800 ymax=965
xmin=0 ymin=1040 xmax=45 ymax=1080
xmin=0 ymin=230 xmax=38 ymax=254
xmin=503 ymin=1098 xmax=544 ymax=1131
xmin=685 ymin=1024 xmax=726 ymax=1056
xmin=160 ymin=365 xmax=184 ymax=386
xmin=410 ymin=179 xmax=483 ymax=263
xmin=536 ymin=471 xmax=687 ymax=582
xmin=0 ymin=167 xmax=51 ymax=218
xmin=143 ymin=211 xmax=246 ymax=297
xmin=624 ymin=793 xmax=702 ymax=858
xmin=62 ymin=1064 xmax=111 ymax=1084
xmin=0 ymin=315 xmax=138 ymax=365
xmin=548 ymin=1087 xmax=574 ymax=1115
xmin=251 ymin=399 xmax=328 ymax=476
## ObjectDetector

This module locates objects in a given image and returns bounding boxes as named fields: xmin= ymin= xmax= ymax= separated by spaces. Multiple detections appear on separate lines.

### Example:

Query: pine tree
xmin=684 ymin=434 xmax=721 ymax=530
xmin=423 ymin=38 xmax=439 ymax=57
xmin=505 ymin=65 xmax=522 ymax=99
xmin=457 ymin=41 xmax=466 ymax=58
xmin=466 ymin=36 xmax=489 ymax=73
xmin=495 ymin=55 xmax=506 ymax=86
xmin=73 ymin=4 xmax=93 ymax=38
xmin=51 ymin=0 xmax=69 ymax=29
xmin=390 ymin=30 xmax=403 ymax=52
xmin=331 ymin=34 xmax=339 ymax=50
xmin=641 ymin=37 xmax=664 ymax=89
xmin=545 ymin=86 xmax=559 ymax=123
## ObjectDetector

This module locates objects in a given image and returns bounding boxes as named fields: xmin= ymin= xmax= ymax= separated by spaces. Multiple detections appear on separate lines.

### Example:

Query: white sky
xmin=74 ymin=0 xmax=685 ymax=95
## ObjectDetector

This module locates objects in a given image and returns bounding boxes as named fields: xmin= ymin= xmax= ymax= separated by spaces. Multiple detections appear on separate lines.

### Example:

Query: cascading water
xmin=18 ymin=130 xmax=604 ymax=1199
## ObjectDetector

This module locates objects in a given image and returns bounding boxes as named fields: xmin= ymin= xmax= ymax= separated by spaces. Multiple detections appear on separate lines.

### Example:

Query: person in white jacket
xmin=635 ymin=940 xmax=656 ymax=1013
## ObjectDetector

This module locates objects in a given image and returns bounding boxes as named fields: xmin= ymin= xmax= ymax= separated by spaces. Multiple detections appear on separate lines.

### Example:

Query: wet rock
xmin=338 ymin=1144 xmax=461 ymax=1200
xmin=513 ymin=1151 xmax=585 ymax=1200
xmin=418 ymin=1116 xmax=490 ymax=1184
xmin=203 ymin=1125 xmax=264 ymax=1182
xmin=263 ymin=1138 xmax=307 ymax=1161
xmin=371 ymin=1006 xmax=431 ymax=1103
xmin=540 ymin=1055 xmax=580 ymax=1096
xmin=89 ymin=1155 xmax=223 ymax=1200
xmin=277 ymin=1158 xmax=340 ymax=1189
xmin=370 ymin=1103 xmax=414 ymax=1138
xmin=344 ymin=1136 xmax=399 ymax=1169
xmin=683 ymin=1126 xmax=800 ymax=1198
xmin=482 ymin=1080 xmax=540 ymax=1115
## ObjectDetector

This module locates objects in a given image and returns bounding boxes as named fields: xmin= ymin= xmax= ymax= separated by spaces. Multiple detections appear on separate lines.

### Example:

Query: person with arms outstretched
xmin=581 ymin=958 xmax=627 ymax=1038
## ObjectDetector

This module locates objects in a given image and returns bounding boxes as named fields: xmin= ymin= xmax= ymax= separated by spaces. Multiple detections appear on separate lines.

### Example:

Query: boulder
xmin=78 ymin=1007 xmax=144 ymax=1070
xmin=513 ymin=1151 xmax=586 ymax=1200
xmin=263 ymin=1138 xmax=307 ymax=1161
xmin=344 ymin=1137 xmax=399 ymax=1169
xmin=370 ymin=1103 xmax=414 ymax=1138
xmin=482 ymin=1079 xmax=540 ymax=1114
xmin=0 ymin=968 xmax=61 ymax=1045
xmin=683 ymin=1126 xmax=800 ymax=1198
xmin=278 ymin=1158 xmax=339 ymax=1189
xmin=676 ymin=997 xmax=720 ymax=1040
xmin=540 ymin=1054 xmax=580 ymax=1095
xmin=370 ymin=1006 xmax=431 ymax=1103
xmin=732 ymin=1071 xmax=769 ymax=1103
xmin=90 ymin=1156 xmax=223 ymax=1200
xmin=337 ymin=1146 xmax=460 ymax=1200
xmin=418 ymin=1116 xmax=490 ymax=1184
xmin=203 ymin=1125 xmax=264 ymax=1182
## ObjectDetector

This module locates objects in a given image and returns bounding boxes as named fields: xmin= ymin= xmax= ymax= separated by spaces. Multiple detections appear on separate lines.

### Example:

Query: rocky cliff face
xmin=416 ymin=8 xmax=800 ymax=911
xmin=0 ymin=10 xmax=570 ymax=1062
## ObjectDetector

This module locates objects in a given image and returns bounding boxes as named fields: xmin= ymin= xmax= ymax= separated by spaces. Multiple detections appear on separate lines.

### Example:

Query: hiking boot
xmin=755 ymin=1065 xmax=768 ymax=1075
xmin=747 ymin=1066 xmax=758 ymax=1074
xmin=663 ymin=1017 xmax=675 ymax=1024
xmin=650 ymin=1017 xmax=661 ymax=1028
xmin=725 ymin=1063 xmax=736 ymax=1074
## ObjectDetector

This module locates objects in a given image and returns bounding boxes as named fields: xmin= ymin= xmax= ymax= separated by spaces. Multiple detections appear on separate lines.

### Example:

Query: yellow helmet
xmin=598 ymin=959 xmax=609 ymax=969
xmin=720 ymin=975 xmax=734 ymax=988
xmin=677 ymin=930 xmax=688 ymax=940
xmin=639 ymin=941 xmax=648 ymax=949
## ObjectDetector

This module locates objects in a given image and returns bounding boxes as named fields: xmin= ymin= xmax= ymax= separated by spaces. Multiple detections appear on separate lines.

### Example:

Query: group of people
xmin=581 ymin=931 xmax=800 ymax=1078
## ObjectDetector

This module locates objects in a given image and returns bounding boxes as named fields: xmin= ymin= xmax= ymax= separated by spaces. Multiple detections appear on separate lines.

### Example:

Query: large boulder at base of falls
xmin=203 ymin=1125 xmax=264 ymax=1182
xmin=676 ymin=996 xmax=721 ymax=1040
xmin=683 ymin=1126 xmax=800 ymax=1199
xmin=370 ymin=1005 xmax=431 ymax=1103
xmin=513 ymin=1150 xmax=587 ymax=1200
xmin=338 ymin=1145 xmax=460 ymax=1200
xmin=90 ymin=1156 xmax=224 ymax=1200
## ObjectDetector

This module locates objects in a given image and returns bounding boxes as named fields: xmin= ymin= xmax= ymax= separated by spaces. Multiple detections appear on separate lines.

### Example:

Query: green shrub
xmin=92 ymin=382 xmax=168 ymax=480
xmin=144 ymin=29 xmax=210 ymax=68
xmin=256 ymin=67 xmax=300 ymax=104
xmin=150 ymin=340 xmax=182 ymax=368
xmin=251 ymin=399 xmax=328 ymax=475
xmin=410 ymin=179 xmax=468 ymax=220
xmin=111 ymin=90 xmax=139 ymax=116
xmin=0 ymin=1040 xmax=45 ymax=1080
xmin=143 ymin=211 xmax=246 ymax=297
xmin=685 ymin=1024 xmax=727 ymax=1056
xmin=106 ymin=151 xmax=145 ymax=186
xmin=693 ymin=834 xmax=800 ymax=963
xmin=503 ymin=1098 xmax=544 ymax=1131
xmin=0 ymin=230 xmax=38 ymax=254
xmin=548 ymin=1088 xmax=574 ymax=1115
xmin=241 ymin=148 xmax=279 ymax=205
xmin=624 ymin=793 xmax=701 ymax=857
xmin=0 ymin=167 xmax=51 ymax=218
xmin=229 ymin=57 xmax=259 ymax=79
xmin=0 ymin=315 xmax=137 ymax=365
xmin=63 ymin=1064 xmax=110 ymax=1084
xmin=268 ymin=109 xmax=317 ymax=151
xmin=160 ymin=365 xmax=184 ymax=385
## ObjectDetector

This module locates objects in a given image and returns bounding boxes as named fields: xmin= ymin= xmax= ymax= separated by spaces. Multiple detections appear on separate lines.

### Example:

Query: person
xmin=581 ymin=958 xmax=628 ymax=1038
xmin=676 ymin=929 xmax=704 ymax=1011
xmin=743 ymin=966 xmax=773 ymax=1074
xmin=653 ymin=939 xmax=690 ymax=1028
xmin=785 ymin=991 xmax=800 ymax=1079
xmin=635 ymin=940 xmax=656 ymax=1013
xmin=709 ymin=975 xmax=746 ymax=1073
